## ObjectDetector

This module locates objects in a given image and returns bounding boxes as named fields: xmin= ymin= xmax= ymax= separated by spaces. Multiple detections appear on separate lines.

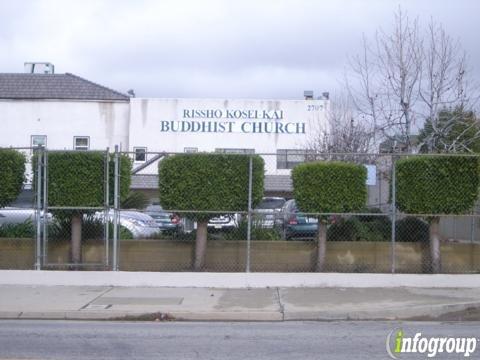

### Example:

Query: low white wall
xmin=1 ymin=271 xmax=480 ymax=288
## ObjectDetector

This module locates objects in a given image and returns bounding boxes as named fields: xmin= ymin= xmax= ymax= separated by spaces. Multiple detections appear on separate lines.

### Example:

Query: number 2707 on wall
xmin=306 ymin=104 xmax=323 ymax=111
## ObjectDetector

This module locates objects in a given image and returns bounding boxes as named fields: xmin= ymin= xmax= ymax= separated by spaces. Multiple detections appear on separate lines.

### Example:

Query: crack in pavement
xmin=275 ymin=288 xmax=285 ymax=321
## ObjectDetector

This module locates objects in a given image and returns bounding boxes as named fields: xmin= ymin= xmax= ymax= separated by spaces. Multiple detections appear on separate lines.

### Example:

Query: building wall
xmin=0 ymin=99 xmax=130 ymax=150
xmin=129 ymin=98 xmax=328 ymax=175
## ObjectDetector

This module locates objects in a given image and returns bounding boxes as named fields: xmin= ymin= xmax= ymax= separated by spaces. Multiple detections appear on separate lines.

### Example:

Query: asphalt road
xmin=0 ymin=320 xmax=479 ymax=360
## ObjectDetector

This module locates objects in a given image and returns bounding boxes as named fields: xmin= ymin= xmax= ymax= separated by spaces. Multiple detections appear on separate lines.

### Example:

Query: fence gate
xmin=35 ymin=148 xmax=116 ymax=270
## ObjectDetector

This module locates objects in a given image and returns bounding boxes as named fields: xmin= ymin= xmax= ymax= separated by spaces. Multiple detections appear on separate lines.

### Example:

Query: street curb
xmin=2 ymin=271 xmax=480 ymax=288
xmin=0 ymin=311 xmax=283 ymax=321
xmin=283 ymin=302 xmax=480 ymax=321
xmin=2 ymin=303 xmax=479 ymax=322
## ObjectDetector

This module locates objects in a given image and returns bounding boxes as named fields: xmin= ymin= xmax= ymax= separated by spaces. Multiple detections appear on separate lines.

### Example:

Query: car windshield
xmin=256 ymin=199 xmax=285 ymax=209
xmin=148 ymin=213 xmax=171 ymax=220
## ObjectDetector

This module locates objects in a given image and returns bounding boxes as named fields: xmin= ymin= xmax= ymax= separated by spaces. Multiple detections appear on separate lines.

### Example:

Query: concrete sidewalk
xmin=1 ymin=285 xmax=480 ymax=321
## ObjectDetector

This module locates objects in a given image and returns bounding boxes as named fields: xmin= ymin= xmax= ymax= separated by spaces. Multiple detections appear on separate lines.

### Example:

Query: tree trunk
xmin=429 ymin=217 xmax=441 ymax=274
xmin=194 ymin=221 xmax=208 ymax=271
xmin=71 ymin=214 xmax=82 ymax=266
xmin=316 ymin=220 xmax=327 ymax=272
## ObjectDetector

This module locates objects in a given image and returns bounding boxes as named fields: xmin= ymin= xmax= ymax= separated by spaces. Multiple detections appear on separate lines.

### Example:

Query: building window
xmin=215 ymin=148 xmax=255 ymax=154
xmin=277 ymin=149 xmax=307 ymax=169
xmin=74 ymin=136 xmax=90 ymax=150
xmin=31 ymin=135 xmax=47 ymax=149
xmin=134 ymin=147 xmax=147 ymax=162
xmin=184 ymin=147 xmax=198 ymax=153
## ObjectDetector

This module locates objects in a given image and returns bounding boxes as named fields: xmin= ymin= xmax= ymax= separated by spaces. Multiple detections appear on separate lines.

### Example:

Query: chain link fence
xmin=0 ymin=147 xmax=37 ymax=269
xmin=1 ymin=147 xmax=480 ymax=273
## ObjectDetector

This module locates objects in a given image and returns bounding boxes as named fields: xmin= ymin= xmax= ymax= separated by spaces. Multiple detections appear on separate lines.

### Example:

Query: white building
xmin=0 ymin=65 xmax=329 ymax=199
xmin=0 ymin=72 xmax=130 ymax=152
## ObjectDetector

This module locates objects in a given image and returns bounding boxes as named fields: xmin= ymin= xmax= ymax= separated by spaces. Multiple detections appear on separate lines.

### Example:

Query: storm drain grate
xmin=82 ymin=304 xmax=112 ymax=310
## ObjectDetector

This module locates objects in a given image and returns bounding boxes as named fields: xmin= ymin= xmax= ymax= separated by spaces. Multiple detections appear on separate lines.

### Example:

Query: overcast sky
xmin=0 ymin=0 xmax=478 ymax=99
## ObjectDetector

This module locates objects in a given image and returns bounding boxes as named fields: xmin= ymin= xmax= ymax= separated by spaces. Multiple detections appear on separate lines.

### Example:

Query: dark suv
xmin=145 ymin=204 xmax=182 ymax=234
xmin=277 ymin=199 xmax=318 ymax=240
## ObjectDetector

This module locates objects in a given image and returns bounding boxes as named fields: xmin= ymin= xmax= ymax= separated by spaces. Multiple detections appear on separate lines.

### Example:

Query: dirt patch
xmin=405 ymin=307 xmax=480 ymax=321
xmin=109 ymin=312 xmax=175 ymax=322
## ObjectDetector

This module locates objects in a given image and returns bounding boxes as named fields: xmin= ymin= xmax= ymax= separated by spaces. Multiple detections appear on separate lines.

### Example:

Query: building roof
xmin=264 ymin=175 xmax=293 ymax=192
xmin=0 ymin=73 xmax=129 ymax=101
xmin=131 ymin=174 xmax=293 ymax=193
xmin=131 ymin=174 xmax=159 ymax=190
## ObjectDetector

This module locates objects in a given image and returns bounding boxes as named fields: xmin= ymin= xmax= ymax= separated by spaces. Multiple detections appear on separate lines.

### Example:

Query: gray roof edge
xmin=65 ymin=73 xmax=130 ymax=101
xmin=0 ymin=72 xmax=130 ymax=101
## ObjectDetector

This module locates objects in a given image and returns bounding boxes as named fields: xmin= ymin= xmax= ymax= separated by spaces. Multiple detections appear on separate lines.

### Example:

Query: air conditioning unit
xmin=24 ymin=62 xmax=55 ymax=74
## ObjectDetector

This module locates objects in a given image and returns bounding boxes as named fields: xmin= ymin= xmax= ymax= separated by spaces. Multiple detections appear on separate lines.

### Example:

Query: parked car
xmin=105 ymin=210 xmax=161 ymax=239
xmin=208 ymin=214 xmax=239 ymax=232
xmin=253 ymin=197 xmax=286 ymax=228
xmin=0 ymin=208 xmax=51 ymax=226
xmin=144 ymin=204 xmax=182 ymax=234
xmin=277 ymin=199 xmax=318 ymax=240
xmin=119 ymin=211 xmax=161 ymax=238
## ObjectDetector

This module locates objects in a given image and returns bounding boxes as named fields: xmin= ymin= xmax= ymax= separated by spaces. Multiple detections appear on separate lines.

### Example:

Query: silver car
xmin=95 ymin=210 xmax=161 ymax=239
xmin=253 ymin=197 xmax=286 ymax=228
xmin=0 ymin=208 xmax=50 ymax=226
xmin=115 ymin=211 xmax=161 ymax=239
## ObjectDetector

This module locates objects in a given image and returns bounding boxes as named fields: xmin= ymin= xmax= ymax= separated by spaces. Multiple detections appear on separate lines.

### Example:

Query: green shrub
xmin=41 ymin=152 xmax=131 ymax=208
xmin=158 ymin=153 xmax=265 ymax=270
xmin=33 ymin=151 xmax=132 ymax=208
xmin=237 ymin=218 xmax=282 ymax=241
xmin=396 ymin=155 xmax=480 ymax=273
xmin=292 ymin=161 xmax=367 ymax=271
xmin=0 ymin=149 xmax=26 ymax=207
xmin=327 ymin=215 xmax=429 ymax=243
xmin=47 ymin=152 xmax=106 ymax=207
xmin=327 ymin=215 xmax=391 ymax=242
xmin=49 ymin=216 xmax=133 ymax=240
xmin=0 ymin=220 xmax=34 ymax=238
xmin=292 ymin=161 xmax=367 ymax=213
xmin=121 ymin=191 xmax=149 ymax=210
xmin=395 ymin=217 xmax=429 ymax=243
xmin=327 ymin=217 xmax=358 ymax=241
xmin=159 ymin=153 xmax=264 ymax=219
xmin=396 ymin=156 xmax=480 ymax=214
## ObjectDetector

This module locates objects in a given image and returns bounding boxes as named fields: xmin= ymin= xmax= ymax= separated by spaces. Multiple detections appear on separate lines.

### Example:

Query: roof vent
xmin=304 ymin=90 xmax=314 ymax=100
xmin=24 ymin=62 xmax=55 ymax=74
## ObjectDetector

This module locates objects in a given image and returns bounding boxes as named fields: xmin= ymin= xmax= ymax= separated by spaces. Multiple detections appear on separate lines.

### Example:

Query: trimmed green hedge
xmin=292 ymin=161 xmax=367 ymax=213
xmin=0 ymin=149 xmax=26 ymax=207
xmin=158 ymin=154 xmax=264 ymax=219
xmin=36 ymin=151 xmax=131 ymax=207
xmin=396 ymin=156 xmax=480 ymax=214
xmin=48 ymin=152 xmax=105 ymax=207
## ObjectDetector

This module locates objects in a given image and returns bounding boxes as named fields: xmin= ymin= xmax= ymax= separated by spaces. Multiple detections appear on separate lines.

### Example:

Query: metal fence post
xmin=104 ymin=148 xmax=110 ymax=269
xmin=113 ymin=145 xmax=120 ymax=271
xmin=42 ymin=149 xmax=48 ymax=264
xmin=35 ymin=148 xmax=43 ymax=270
xmin=246 ymin=156 xmax=253 ymax=273
xmin=390 ymin=155 xmax=397 ymax=274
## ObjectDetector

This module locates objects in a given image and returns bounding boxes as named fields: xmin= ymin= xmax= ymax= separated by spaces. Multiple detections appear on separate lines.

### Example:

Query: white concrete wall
xmin=129 ymin=98 xmax=328 ymax=175
xmin=0 ymin=99 xmax=130 ymax=151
